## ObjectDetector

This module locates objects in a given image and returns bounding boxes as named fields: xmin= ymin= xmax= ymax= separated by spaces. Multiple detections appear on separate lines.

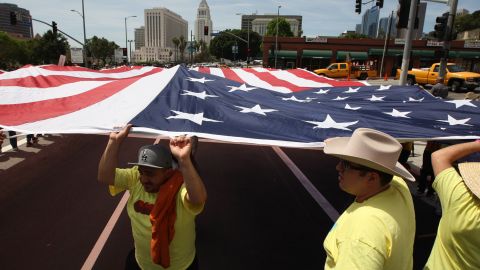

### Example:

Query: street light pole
xmin=236 ymin=13 xmax=251 ymax=66
xmin=128 ymin=39 xmax=134 ymax=64
xmin=275 ymin=5 xmax=281 ymax=69
xmin=124 ymin=15 xmax=136 ymax=64
xmin=71 ymin=1 xmax=87 ymax=67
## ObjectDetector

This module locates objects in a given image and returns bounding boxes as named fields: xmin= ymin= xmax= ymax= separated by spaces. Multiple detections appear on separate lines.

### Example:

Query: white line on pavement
xmin=272 ymin=146 xmax=339 ymax=221
xmin=1 ymin=138 xmax=27 ymax=152
xmin=81 ymin=191 xmax=130 ymax=270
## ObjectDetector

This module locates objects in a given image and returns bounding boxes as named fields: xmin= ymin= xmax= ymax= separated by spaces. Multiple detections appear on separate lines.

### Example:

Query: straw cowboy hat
xmin=459 ymin=162 xmax=480 ymax=199
xmin=324 ymin=128 xmax=415 ymax=182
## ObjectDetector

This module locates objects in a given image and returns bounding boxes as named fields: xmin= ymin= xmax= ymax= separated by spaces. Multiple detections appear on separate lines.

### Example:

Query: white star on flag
xmin=345 ymin=104 xmax=361 ymax=110
xmin=167 ymin=110 xmax=222 ymax=125
xmin=367 ymin=95 xmax=385 ymax=101
xmin=282 ymin=96 xmax=312 ymax=103
xmin=409 ymin=97 xmax=424 ymax=102
xmin=333 ymin=96 xmax=349 ymax=101
xmin=377 ymin=85 xmax=392 ymax=91
xmin=186 ymin=77 xmax=214 ymax=83
xmin=344 ymin=87 xmax=360 ymax=93
xmin=181 ymin=90 xmax=218 ymax=100
xmin=314 ymin=89 xmax=330 ymax=94
xmin=384 ymin=108 xmax=411 ymax=118
xmin=304 ymin=114 xmax=358 ymax=130
xmin=228 ymin=83 xmax=257 ymax=92
xmin=445 ymin=100 xmax=477 ymax=109
xmin=235 ymin=104 xmax=278 ymax=116
xmin=437 ymin=115 xmax=472 ymax=126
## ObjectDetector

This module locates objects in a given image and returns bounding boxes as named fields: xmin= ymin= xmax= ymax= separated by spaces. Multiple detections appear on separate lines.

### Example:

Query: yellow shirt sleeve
xmin=180 ymin=186 xmax=204 ymax=215
xmin=109 ymin=167 xmax=139 ymax=196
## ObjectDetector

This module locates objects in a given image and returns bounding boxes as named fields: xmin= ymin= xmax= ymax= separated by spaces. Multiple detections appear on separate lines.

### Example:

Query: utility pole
xmin=274 ymin=5 xmax=281 ymax=69
xmin=399 ymin=0 xmax=419 ymax=85
xmin=438 ymin=0 xmax=458 ymax=79
xmin=380 ymin=11 xmax=393 ymax=78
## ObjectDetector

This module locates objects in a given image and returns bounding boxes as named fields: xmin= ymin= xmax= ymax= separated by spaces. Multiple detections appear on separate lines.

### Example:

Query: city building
xmin=362 ymin=6 xmax=379 ymax=38
xmin=355 ymin=24 xmax=362 ymax=34
xmin=456 ymin=8 xmax=469 ymax=16
xmin=262 ymin=36 xmax=480 ymax=73
xmin=134 ymin=26 xmax=145 ymax=50
xmin=377 ymin=16 xmax=397 ymax=39
xmin=240 ymin=14 xmax=302 ymax=37
xmin=0 ymin=3 xmax=33 ymax=39
xmin=194 ymin=0 xmax=213 ymax=46
xmin=135 ymin=7 xmax=188 ymax=63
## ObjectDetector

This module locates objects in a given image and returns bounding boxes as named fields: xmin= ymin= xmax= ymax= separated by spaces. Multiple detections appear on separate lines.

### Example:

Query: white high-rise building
xmin=137 ymin=7 xmax=188 ymax=63
xmin=194 ymin=0 xmax=213 ymax=45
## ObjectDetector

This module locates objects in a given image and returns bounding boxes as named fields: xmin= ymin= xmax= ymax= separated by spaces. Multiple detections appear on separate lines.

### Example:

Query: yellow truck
xmin=397 ymin=63 xmax=480 ymax=92
xmin=314 ymin=63 xmax=377 ymax=80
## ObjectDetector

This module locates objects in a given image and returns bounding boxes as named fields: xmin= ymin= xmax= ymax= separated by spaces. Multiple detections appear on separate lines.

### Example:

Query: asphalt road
xmin=0 ymin=134 xmax=441 ymax=270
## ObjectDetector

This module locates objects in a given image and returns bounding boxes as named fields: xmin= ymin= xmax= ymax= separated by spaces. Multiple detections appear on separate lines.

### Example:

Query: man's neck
xmin=355 ymin=184 xmax=390 ymax=203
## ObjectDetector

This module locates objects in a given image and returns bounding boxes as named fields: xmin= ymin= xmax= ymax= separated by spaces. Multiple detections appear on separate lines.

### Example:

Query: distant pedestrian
xmin=431 ymin=77 xmax=448 ymax=99
xmin=425 ymin=140 xmax=480 ymax=269
xmin=323 ymin=128 xmax=416 ymax=270
xmin=8 ymin=131 xmax=18 ymax=151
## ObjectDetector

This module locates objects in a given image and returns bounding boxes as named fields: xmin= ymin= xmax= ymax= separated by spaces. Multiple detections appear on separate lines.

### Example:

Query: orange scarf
xmin=150 ymin=170 xmax=184 ymax=268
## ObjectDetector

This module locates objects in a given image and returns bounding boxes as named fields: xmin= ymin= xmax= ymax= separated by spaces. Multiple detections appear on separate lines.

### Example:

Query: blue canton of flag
xmin=130 ymin=66 xmax=480 ymax=148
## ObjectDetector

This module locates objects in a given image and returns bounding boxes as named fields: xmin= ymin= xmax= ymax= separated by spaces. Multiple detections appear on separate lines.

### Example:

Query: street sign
xmin=70 ymin=48 xmax=84 ymax=64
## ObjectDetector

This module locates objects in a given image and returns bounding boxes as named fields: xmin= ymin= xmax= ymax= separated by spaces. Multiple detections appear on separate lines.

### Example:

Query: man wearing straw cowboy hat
xmin=322 ymin=128 xmax=416 ymax=270
xmin=425 ymin=140 xmax=480 ymax=269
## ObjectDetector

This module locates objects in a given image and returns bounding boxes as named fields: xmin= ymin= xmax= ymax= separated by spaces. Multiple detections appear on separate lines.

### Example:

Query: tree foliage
xmin=454 ymin=10 xmax=480 ymax=33
xmin=85 ymin=36 xmax=119 ymax=65
xmin=209 ymin=29 xmax=262 ymax=61
xmin=341 ymin=32 xmax=369 ymax=39
xmin=265 ymin=17 xmax=294 ymax=37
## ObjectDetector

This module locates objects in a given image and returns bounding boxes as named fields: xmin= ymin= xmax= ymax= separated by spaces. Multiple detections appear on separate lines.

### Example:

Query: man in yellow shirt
xmin=323 ymin=128 xmax=416 ymax=269
xmin=425 ymin=140 xmax=480 ymax=269
xmin=98 ymin=124 xmax=207 ymax=270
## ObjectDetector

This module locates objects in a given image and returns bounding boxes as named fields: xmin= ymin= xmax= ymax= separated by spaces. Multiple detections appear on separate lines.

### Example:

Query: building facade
xmin=0 ymin=3 xmax=33 ymax=39
xmin=134 ymin=26 xmax=145 ymax=50
xmin=137 ymin=7 xmax=188 ymax=63
xmin=241 ymin=14 xmax=302 ymax=37
xmin=362 ymin=6 xmax=379 ymax=38
xmin=377 ymin=16 xmax=397 ymax=38
xmin=194 ymin=0 xmax=213 ymax=45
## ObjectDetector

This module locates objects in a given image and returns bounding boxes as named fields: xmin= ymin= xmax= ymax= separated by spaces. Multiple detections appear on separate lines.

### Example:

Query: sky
xmin=13 ymin=0 xmax=479 ymax=49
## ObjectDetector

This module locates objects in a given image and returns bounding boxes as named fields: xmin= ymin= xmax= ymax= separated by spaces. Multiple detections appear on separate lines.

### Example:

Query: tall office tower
xmin=194 ymin=0 xmax=213 ymax=45
xmin=134 ymin=26 xmax=145 ymax=50
xmin=0 ymin=3 xmax=33 ymax=39
xmin=241 ymin=14 xmax=302 ymax=37
xmin=139 ymin=7 xmax=188 ymax=63
xmin=362 ymin=6 xmax=380 ymax=38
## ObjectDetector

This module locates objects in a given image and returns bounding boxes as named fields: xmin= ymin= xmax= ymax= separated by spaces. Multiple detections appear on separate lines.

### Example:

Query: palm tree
xmin=172 ymin=37 xmax=179 ymax=63
xmin=178 ymin=36 xmax=187 ymax=62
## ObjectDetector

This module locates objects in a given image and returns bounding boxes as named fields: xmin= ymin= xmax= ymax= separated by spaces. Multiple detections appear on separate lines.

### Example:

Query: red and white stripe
xmin=191 ymin=67 xmax=366 ymax=93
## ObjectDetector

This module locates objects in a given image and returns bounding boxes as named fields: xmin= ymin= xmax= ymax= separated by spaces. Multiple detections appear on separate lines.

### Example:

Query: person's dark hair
xmin=359 ymin=170 xmax=393 ymax=186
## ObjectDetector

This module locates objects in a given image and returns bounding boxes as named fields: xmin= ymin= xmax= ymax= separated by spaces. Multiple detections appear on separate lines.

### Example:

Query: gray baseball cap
xmin=128 ymin=144 xmax=173 ymax=169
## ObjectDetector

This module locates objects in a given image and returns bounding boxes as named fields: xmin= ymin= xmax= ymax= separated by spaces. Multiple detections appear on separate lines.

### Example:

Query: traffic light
xmin=434 ymin=12 xmax=449 ymax=41
xmin=52 ymin=21 xmax=58 ymax=35
xmin=10 ymin=11 xmax=17 ymax=25
xmin=396 ymin=0 xmax=411 ymax=29
xmin=204 ymin=26 xmax=209 ymax=36
xmin=376 ymin=0 xmax=384 ymax=8
xmin=355 ymin=0 xmax=362 ymax=14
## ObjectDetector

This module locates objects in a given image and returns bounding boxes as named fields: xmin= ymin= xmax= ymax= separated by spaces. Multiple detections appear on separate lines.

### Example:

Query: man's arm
xmin=170 ymin=136 xmax=207 ymax=206
xmin=431 ymin=140 xmax=480 ymax=177
xmin=97 ymin=125 xmax=132 ymax=185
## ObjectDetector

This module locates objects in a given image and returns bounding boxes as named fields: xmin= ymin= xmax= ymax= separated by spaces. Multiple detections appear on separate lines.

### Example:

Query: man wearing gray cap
xmin=322 ymin=128 xmax=416 ymax=270
xmin=98 ymin=124 xmax=206 ymax=270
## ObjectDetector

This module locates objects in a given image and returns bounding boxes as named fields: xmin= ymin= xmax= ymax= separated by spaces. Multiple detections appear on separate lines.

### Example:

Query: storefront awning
xmin=336 ymin=51 xmax=368 ymax=61
xmin=411 ymin=50 xmax=434 ymax=57
xmin=368 ymin=48 xmax=403 ymax=56
xmin=269 ymin=50 xmax=297 ymax=59
xmin=302 ymin=50 xmax=332 ymax=58
xmin=449 ymin=51 xmax=480 ymax=59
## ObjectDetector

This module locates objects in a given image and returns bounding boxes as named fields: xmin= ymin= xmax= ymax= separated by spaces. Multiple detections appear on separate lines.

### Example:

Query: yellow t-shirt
xmin=110 ymin=166 xmax=204 ymax=270
xmin=425 ymin=167 xmax=480 ymax=270
xmin=324 ymin=176 xmax=415 ymax=270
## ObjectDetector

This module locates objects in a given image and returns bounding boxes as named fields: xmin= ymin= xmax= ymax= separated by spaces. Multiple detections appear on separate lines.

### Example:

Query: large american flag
xmin=0 ymin=65 xmax=478 ymax=148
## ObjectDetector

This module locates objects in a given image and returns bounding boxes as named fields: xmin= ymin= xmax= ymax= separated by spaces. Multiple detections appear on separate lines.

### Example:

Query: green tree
xmin=454 ymin=10 xmax=480 ymax=33
xmin=265 ymin=17 xmax=294 ymax=37
xmin=85 ymin=36 xmax=119 ymax=66
xmin=33 ymin=30 xmax=69 ymax=64
xmin=172 ymin=37 xmax=179 ymax=62
xmin=209 ymin=29 xmax=262 ymax=61
xmin=178 ymin=36 xmax=187 ymax=62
